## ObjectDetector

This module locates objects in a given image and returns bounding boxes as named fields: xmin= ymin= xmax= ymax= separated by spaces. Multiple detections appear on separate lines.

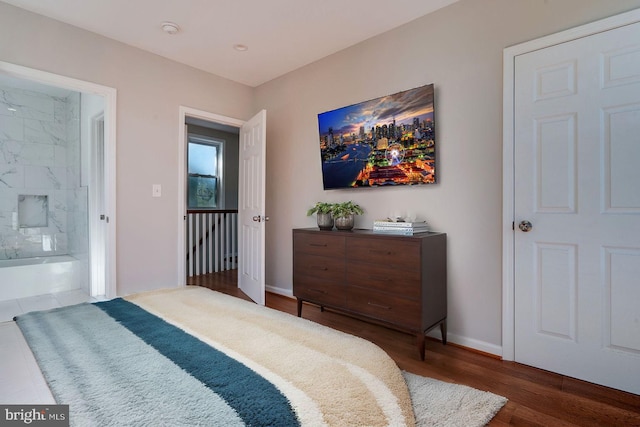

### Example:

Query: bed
xmin=15 ymin=286 xmax=506 ymax=426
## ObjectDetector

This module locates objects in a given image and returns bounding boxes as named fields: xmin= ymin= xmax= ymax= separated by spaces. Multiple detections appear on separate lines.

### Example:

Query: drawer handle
xmin=310 ymin=243 xmax=328 ymax=247
xmin=310 ymin=288 xmax=327 ymax=294
xmin=367 ymin=301 xmax=391 ymax=310
xmin=310 ymin=265 xmax=329 ymax=271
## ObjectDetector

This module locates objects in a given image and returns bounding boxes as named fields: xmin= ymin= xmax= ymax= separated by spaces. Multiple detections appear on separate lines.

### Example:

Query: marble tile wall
xmin=0 ymin=85 xmax=86 ymax=261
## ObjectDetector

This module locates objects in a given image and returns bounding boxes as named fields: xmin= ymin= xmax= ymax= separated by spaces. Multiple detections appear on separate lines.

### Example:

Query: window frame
xmin=187 ymin=134 xmax=225 ymax=209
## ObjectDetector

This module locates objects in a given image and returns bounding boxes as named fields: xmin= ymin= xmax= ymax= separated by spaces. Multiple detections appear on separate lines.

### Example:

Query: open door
xmin=238 ymin=110 xmax=267 ymax=304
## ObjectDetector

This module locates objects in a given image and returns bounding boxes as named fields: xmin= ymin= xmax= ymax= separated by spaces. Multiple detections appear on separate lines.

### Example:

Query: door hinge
xmin=512 ymin=221 xmax=515 ymax=230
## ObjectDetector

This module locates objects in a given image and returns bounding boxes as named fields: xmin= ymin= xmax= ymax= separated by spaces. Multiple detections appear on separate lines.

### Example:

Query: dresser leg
xmin=297 ymin=299 xmax=302 ymax=317
xmin=417 ymin=333 xmax=426 ymax=361
xmin=440 ymin=320 xmax=447 ymax=345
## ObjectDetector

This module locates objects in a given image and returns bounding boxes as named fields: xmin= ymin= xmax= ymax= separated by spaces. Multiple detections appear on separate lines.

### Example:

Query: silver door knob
xmin=252 ymin=216 xmax=261 ymax=222
xmin=518 ymin=220 xmax=533 ymax=232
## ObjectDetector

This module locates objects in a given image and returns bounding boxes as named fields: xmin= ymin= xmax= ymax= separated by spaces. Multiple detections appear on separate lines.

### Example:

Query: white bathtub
xmin=0 ymin=255 xmax=86 ymax=301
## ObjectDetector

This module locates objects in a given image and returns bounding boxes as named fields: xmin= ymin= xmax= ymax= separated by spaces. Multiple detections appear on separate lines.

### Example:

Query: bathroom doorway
xmin=0 ymin=61 xmax=116 ymax=310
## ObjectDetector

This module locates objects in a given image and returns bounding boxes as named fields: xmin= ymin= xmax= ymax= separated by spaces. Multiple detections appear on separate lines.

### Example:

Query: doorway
xmin=178 ymin=107 xmax=267 ymax=305
xmin=185 ymin=119 xmax=240 ymax=277
xmin=0 ymin=61 xmax=116 ymax=300
xmin=177 ymin=107 xmax=243 ymax=285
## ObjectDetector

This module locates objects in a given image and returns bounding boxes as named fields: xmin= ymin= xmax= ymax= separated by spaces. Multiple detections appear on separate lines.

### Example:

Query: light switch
xmin=152 ymin=184 xmax=162 ymax=197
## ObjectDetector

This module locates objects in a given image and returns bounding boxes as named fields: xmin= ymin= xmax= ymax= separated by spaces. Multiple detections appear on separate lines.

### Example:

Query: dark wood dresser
xmin=293 ymin=228 xmax=447 ymax=360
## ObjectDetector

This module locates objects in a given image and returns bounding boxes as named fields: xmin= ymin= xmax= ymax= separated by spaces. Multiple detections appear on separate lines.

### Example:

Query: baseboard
xmin=426 ymin=329 xmax=502 ymax=358
xmin=266 ymin=285 xmax=293 ymax=298
xmin=265 ymin=286 xmax=502 ymax=358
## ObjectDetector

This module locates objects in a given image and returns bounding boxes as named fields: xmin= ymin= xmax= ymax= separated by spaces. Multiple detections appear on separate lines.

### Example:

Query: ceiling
xmin=2 ymin=0 xmax=459 ymax=87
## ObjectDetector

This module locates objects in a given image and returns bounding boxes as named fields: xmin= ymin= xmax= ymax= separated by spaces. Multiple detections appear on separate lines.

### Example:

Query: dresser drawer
xmin=294 ymin=253 xmax=345 ymax=282
xmin=347 ymin=237 xmax=420 ymax=270
xmin=347 ymin=287 xmax=420 ymax=329
xmin=347 ymin=261 xmax=420 ymax=300
xmin=294 ymin=232 xmax=345 ymax=257
xmin=294 ymin=275 xmax=346 ymax=308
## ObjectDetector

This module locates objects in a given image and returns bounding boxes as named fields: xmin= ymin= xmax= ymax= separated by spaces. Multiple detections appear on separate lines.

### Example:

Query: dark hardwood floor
xmin=187 ymin=271 xmax=640 ymax=426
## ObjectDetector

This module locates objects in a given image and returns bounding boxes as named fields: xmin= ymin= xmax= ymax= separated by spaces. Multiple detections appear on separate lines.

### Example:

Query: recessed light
xmin=233 ymin=44 xmax=249 ymax=52
xmin=161 ymin=22 xmax=180 ymax=35
xmin=7 ymin=107 xmax=17 ymax=112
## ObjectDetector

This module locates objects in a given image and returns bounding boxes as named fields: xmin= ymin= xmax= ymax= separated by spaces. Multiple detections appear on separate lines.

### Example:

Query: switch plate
xmin=152 ymin=184 xmax=161 ymax=197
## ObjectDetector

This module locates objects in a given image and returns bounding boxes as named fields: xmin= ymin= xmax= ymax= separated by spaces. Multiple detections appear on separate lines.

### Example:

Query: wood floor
xmin=187 ymin=271 xmax=640 ymax=427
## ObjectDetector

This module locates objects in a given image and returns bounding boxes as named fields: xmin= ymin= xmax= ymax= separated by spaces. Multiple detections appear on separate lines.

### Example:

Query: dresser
xmin=293 ymin=228 xmax=447 ymax=360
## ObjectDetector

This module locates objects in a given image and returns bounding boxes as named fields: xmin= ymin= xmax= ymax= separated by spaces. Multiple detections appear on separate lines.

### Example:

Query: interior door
xmin=89 ymin=113 xmax=106 ymax=297
xmin=238 ymin=110 xmax=267 ymax=305
xmin=514 ymin=22 xmax=640 ymax=394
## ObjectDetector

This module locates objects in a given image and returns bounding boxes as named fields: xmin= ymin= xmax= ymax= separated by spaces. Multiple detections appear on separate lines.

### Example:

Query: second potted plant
xmin=331 ymin=201 xmax=364 ymax=231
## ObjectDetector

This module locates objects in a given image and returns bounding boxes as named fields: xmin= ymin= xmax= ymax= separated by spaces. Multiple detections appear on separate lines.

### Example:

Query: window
xmin=187 ymin=135 xmax=224 ymax=209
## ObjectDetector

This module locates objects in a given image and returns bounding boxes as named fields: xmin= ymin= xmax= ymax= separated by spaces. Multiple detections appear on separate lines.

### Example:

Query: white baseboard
xmin=266 ymin=285 xmax=294 ymax=299
xmin=427 ymin=329 xmax=502 ymax=358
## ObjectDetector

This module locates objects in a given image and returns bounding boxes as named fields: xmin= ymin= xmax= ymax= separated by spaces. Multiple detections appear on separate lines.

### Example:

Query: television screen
xmin=317 ymin=84 xmax=436 ymax=190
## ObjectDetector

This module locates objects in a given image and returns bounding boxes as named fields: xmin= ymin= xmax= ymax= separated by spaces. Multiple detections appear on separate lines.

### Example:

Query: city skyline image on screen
xmin=317 ymin=83 xmax=436 ymax=190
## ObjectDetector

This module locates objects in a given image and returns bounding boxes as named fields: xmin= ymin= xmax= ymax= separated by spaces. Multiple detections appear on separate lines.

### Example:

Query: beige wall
xmin=255 ymin=0 xmax=640 ymax=353
xmin=0 ymin=2 xmax=253 ymax=295
xmin=2 ymin=0 xmax=640 ymax=355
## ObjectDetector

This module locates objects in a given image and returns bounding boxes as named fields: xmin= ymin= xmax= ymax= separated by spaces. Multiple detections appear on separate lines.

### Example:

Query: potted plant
xmin=331 ymin=201 xmax=364 ymax=231
xmin=307 ymin=202 xmax=335 ymax=230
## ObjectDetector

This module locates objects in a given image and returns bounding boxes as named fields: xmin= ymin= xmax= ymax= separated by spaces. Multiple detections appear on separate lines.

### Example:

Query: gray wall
xmin=254 ymin=0 xmax=640 ymax=353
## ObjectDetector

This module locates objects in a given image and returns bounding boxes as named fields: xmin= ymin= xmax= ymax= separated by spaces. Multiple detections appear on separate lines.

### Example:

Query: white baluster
xmin=188 ymin=214 xmax=194 ymax=277
xmin=214 ymin=213 xmax=220 ymax=272
xmin=194 ymin=213 xmax=200 ymax=276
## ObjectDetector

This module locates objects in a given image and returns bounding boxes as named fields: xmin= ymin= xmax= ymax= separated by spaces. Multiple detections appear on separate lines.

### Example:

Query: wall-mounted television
xmin=317 ymin=83 xmax=436 ymax=190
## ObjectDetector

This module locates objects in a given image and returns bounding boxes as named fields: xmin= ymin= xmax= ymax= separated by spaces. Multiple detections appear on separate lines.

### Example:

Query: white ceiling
xmin=2 ymin=0 xmax=459 ymax=87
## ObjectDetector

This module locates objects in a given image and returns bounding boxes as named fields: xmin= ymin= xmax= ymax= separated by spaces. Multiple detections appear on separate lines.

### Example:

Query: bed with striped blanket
xmin=16 ymin=286 xmax=416 ymax=426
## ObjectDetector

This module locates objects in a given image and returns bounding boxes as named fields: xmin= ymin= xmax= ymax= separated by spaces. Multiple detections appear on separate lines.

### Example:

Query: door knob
xmin=252 ymin=216 xmax=261 ymax=222
xmin=518 ymin=220 xmax=533 ymax=232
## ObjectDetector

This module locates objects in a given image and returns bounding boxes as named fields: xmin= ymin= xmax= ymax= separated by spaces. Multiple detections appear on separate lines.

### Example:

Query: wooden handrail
xmin=187 ymin=209 xmax=238 ymax=214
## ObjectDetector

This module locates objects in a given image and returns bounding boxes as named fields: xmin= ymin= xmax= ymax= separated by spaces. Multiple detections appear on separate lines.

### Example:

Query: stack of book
xmin=372 ymin=220 xmax=430 ymax=235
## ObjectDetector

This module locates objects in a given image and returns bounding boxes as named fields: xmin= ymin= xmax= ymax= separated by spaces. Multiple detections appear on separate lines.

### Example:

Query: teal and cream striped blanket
xmin=16 ymin=286 xmax=415 ymax=426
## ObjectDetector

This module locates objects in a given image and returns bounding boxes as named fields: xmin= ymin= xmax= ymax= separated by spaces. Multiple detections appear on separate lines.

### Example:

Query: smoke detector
xmin=161 ymin=22 xmax=180 ymax=35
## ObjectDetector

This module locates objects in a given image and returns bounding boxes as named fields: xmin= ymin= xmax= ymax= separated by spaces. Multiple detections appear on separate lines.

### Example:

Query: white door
xmin=514 ymin=22 xmax=640 ymax=394
xmin=89 ymin=114 xmax=106 ymax=297
xmin=238 ymin=110 xmax=267 ymax=305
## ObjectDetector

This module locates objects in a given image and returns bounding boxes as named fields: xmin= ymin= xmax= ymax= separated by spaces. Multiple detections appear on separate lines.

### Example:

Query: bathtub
xmin=0 ymin=255 xmax=86 ymax=301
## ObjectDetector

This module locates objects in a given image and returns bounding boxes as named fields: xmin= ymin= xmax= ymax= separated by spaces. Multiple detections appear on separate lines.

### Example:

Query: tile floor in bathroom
xmin=0 ymin=289 xmax=100 ymax=404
